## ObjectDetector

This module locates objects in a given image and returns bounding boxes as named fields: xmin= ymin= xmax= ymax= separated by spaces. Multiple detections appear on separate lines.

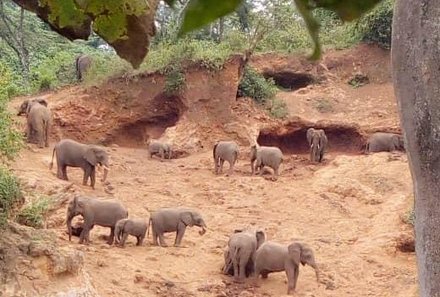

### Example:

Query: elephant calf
xmin=365 ymin=132 xmax=405 ymax=153
xmin=17 ymin=98 xmax=51 ymax=148
xmin=250 ymin=145 xmax=283 ymax=178
xmin=306 ymin=128 xmax=328 ymax=163
xmin=255 ymin=241 xmax=320 ymax=295
xmin=66 ymin=195 xmax=128 ymax=245
xmin=149 ymin=208 xmax=207 ymax=247
xmin=213 ymin=140 xmax=239 ymax=175
xmin=49 ymin=138 xmax=110 ymax=189
xmin=225 ymin=228 xmax=266 ymax=283
xmin=115 ymin=218 xmax=149 ymax=247
xmin=148 ymin=140 xmax=172 ymax=159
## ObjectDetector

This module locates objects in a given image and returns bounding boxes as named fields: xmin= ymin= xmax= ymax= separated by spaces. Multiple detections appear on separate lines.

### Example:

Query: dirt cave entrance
xmin=263 ymin=71 xmax=315 ymax=91
xmin=257 ymin=122 xmax=367 ymax=155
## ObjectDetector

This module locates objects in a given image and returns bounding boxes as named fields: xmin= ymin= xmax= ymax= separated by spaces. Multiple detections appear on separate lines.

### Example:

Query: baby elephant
xmin=115 ymin=218 xmax=149 ymax=247
xmin=148 ymin=140 xmax=172 ymax=159
xmin=365 ymin=132 xmax=405 ymax=153
xmin=149 ymin=208 xmax=207 ymax=247
xmin=225 ymin=228 xmax=266 ymax=283
xmin=213 ymin=140 xmax=239 ymax=175
xmin=250 ymin=145 xmax=283 ymax=178
xmin=255 ymin=241 xmax=320 ymax=295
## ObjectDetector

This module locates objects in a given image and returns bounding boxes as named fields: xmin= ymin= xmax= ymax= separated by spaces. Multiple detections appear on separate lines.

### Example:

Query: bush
xmin=238 ymin=66 xmax=277 ymax=104
xmin=268 ymin=98 xmax=288 ymax=119
xmin=403 ymin=209 xmax=415 ymax=226
xmin=164 ymin=67 xmax=186 ymax=95
xmin=16 ymin=195 xmax=52 ymax=229
xmin=0 ymin=167 xmax=22 ymax=228
xmin=353 ymin=0 xmax=394 ymax=49
xmin=314 ymin=98 xmax=334 ymax=113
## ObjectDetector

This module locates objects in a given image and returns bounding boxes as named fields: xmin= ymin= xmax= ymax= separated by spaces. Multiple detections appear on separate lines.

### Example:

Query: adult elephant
xmin=213 ymin=140 xmax=239 ymax=176
xmin=306 ymin=128 xmax=328 ymax=163
xmin=49 ymin=139 xmax=110 ymax=189
xmin=66 ymin=195 xmax=128 ymax=245
xmin=255 ymin=241 xmax=320 ymax=295
xmin=365 ymin=132 xmax=405 ymax=153
xmin=17 ymin=98 xmax=51 ymax=148
xmin=75 ymin=54 xmax=92 ymax=81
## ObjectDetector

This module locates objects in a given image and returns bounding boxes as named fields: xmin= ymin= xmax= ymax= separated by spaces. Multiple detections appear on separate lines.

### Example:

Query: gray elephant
xmin=148 ymin=140 xmax=172 ymax=159
xmin=225 ymin=228 xmax=266 ymax=283
xmin=222 ymin=242 xmax=254 ymax=278
xmin=114 ymin=218 xmax=149 ymax=247
xmin=250 ymin=145 xmax=283 ymax=178
xmin=213 ymin=140 xmax=239 ymax=175
xmin=255 ymin=241 xmax=320 ymax=295
xmin=17 ymin=98 xmax=51 ymax=148
xmin=365 ymin=132 xmax=405 ymax=153
xmin=66 ymin=195 xmax=128 ymax=245
xmin=148 ymin=208 xmax=207 ymax=247
xmin=306 ymin=128 xmax=328 ymax=163
xmin=49 ymin=139 xmax=110 ymax=189
xmin=75 ymin=54 xmax=92 ymax=81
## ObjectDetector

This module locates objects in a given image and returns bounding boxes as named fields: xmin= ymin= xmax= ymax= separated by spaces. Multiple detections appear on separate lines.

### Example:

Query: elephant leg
xmin=44 ymin=122 xmax=49 ymax=147
xmin=79 ymin=222 xmax=93 ymax=244
xmin=233 ymin=260 xmax=240 ymax=282
xmin=35 ymin=127 xmax=44 ymax=148
xmin=236 ymin=257 xmax=247 ymax=283
xmin=137 ymin=234 xmax=145 ymax=246
xmin=274 ymin=166 xmax=279 ymax=177
xmin=25 ymin=122 xmax=32 ymax=143
xmin=56 ymin=162 xmax=64 ymax=179
xmin=107 ymin=227 xmax=115 ymax=245
xmin=286 ymin=264 xmax=298 ymax=295
xmin=227 ymin=160 xmax=234 ymax=176
xmin=174 ymin=222 xmax=186 ymax=247
xmin=259 ymin=165 xmax=264 ymax=176
xmin=158 ymin=232 xmax=168 ymax=247
xmin=152 ymin=228 xmax=159 ymax=246
xmin=120 ymin=232 xmax=129 ymax=247
xmin=159 ymin=148 xmax=165 ymax=159
xmin=214 ymin=157 xmax=219 ymax=174
xmin=62 ymin=165 xmax=69 ymax=180
xmin=90 ymin=167 xmax=96 ymax=189
xmin=219 ymin=159 xmax=225 ymax=174
xmin=261 ymin=271 xmax=269 ymax=279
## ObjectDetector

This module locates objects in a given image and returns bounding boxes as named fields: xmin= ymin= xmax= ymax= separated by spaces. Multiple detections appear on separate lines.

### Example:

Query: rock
xmin=48 ymin=248 xmax=84 ymax=275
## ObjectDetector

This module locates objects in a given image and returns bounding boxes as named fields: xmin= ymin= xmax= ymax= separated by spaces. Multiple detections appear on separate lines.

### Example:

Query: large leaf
xmin=179 ymin=0 xmax=242 ymax=36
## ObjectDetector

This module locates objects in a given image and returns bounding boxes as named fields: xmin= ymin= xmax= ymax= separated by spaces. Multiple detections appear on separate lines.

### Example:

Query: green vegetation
xmin=403 ymin=209 xmax=415 ymax=226
xmin=165 ymin=67 xmax=186 ymax=95
xmin=238 ymin=66 xmax=277 ymax=104
xmin=314 ymin=98 xmax=334 ymax=113
xmin=0 ymin=166 xmax=22 ymax=228
xmin=16 ymin=195 xmax=52 ymax=229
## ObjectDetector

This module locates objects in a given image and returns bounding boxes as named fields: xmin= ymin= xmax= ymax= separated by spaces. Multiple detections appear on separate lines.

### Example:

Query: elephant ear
xmin=85 ymin=147 xmax=98 ymax=165
xmin=256 ymin=230 xmax=266 ymax=248
xmin=288 ymin=242 xmax=302 ymax=266
xmin=306 ymin=128 xmax=315 ymax=146
xmin=180 ymin=211 xmax=194 ymax=226
xmin=34 ymin=98 xmax=48 ymax=107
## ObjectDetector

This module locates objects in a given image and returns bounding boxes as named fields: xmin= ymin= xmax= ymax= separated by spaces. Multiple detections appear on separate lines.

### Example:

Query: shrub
xmin=164 ymin=67 xmax=186 ymax=95
xmin=314 ymin=98 xmax=334 ymax=113
xmin=268 ymin=98 xmax=288 ymax=119
xmin=0 ymin=166 xmax=22 ymax=228
xmin=238 ymin=66 xmax=277 ymax=104
xmin=16 ymin=195 xmax=52 ymax=229
xmin=403 ymin=209 xmax=415 ymax=226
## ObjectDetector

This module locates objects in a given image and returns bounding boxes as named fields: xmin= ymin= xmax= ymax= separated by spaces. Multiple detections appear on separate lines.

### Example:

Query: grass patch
xmin=0 ymin=167 xmax=22 ymax=228
xmin=268 ymin=98 xmax=289 ymax=119
xmin=314 ymin=98 xmax=334 ymax=113
xmin=402 ymin=209 xmax=415 ymax=226
xmin=16 ymin=195 xmax=52 ymax=229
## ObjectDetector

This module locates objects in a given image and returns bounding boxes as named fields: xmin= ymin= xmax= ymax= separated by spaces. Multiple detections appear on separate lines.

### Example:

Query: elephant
xmin=255 ymin=241 xmax=320 ymax=295
xmin=225 ymin=228 xmax=266 ymax=283
xmin=49 ymin=139 xmax=110 ymax=189
xmin=250 ymin=145 xmax=283 ymax=178
xmin=75 ymin=54 xmax=92 ymax=81
xmin=148 ymin=140 xmax=172 ymax=159
xmin=66 ymin=195 xmax=128 ymax=245
xmin=114 ymin=218 xmax=149 ymax=247
xmin=213 ymin=140 xmax=239 ymax=175
xmin=222 ymin=241 xmax=254 ymax=278
xmin=306 ymin=128 xmax=328 ymax=163
xmin=148 ymin=208 xmax=207 ymax=247
xmin=17 ymin=98 xmax=51 ymax=148
xmin=365 ymin=132 xmax=405 ymax=153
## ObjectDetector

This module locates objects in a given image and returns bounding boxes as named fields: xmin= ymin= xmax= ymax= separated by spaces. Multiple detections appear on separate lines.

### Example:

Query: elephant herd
xmin=15 ymin=95 xmax=406 ymax=295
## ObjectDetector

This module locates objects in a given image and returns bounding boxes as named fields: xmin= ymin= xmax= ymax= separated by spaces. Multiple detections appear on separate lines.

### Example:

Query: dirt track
xmin=7 ymin=44 xmax=417 ymax=296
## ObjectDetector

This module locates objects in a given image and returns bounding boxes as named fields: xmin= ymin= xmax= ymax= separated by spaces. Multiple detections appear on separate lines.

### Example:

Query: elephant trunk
xmin=66 ymin=214 xmax=74 ymax=241
xmin=310 ymin=262 xmax=320 ymax=282
xmin=102 ymin=166 xmax=109 ymax=182
xmin=199 ymin=221 xmax=207 ymax=235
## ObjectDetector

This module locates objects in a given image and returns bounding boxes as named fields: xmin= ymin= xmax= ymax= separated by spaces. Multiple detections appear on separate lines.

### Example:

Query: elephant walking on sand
xmin=224 ymin=228 xmax=266 ymax=283
xmin=49 ymin=139 xmax=110 ymax=189
xmin=17 ymin=98 xmax=51 ymax=148
xmin=250 ymin=144 xmax=283 ymax=178
xmin=148 ymin=208 xmax=207 ymax=247
xmin=114 ymin=218 xmax=149 ymax=247
xmin=306 ymin=128 xmax=328 ymax=163
xmin=75 ymin=54 xmax=92 ymax=81
xmin=66 ymin=195 xmax=128 ymax=245
xmin=255 ymin=241 xmax=320 ymax=295
xmin=365 ymin=132 xmax=405 ymax=153
xmin=213 ymin=141 xmax=239 ymax=175
xmin=148 ymin=140 xmax=172 ymax=159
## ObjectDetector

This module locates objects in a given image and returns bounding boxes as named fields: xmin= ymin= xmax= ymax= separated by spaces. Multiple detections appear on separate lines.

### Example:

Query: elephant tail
xmin=49 ymin=146 xmax=56 ymax=170
xmin=231 ymin=245 xmax=240 ymax=270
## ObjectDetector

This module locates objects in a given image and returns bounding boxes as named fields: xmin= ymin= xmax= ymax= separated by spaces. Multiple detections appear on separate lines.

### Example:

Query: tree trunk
xmin=392 ymin=1 xmax=440 ymax=296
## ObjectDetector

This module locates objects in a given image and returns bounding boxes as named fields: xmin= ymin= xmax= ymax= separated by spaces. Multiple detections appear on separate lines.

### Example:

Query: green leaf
xmin=294 ymin=0 xmax=321 ymax=60
xmin=179 ymin=0 xmax=242 ymax=36
xmin=314 ymin=0 xmax=383 ymax=21
xmin=163 ymin=0 xmax=177 ymax=7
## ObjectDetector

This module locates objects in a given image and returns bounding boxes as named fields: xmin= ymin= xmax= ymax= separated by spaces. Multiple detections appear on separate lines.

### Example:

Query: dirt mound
xmin=258 ymin=118 xmax=367 ymax=154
